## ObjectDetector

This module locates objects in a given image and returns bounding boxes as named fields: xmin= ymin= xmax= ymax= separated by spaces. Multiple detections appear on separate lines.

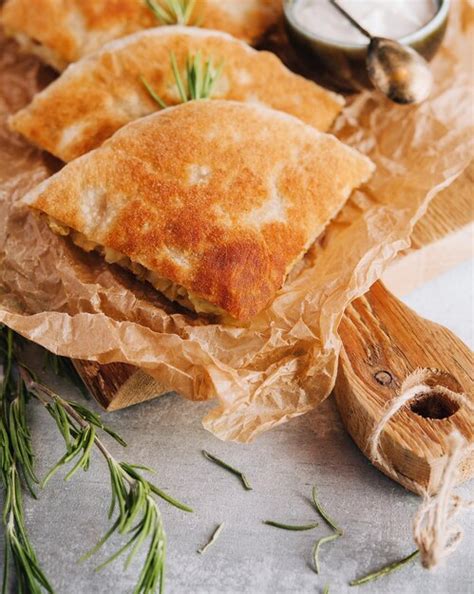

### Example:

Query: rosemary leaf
xmin=63 ymin=425 xmax=96 ymax=480
xmin=145 ymin=0 xmax=173 ymax=24
xmin=170 ymin=52 xmax=188 ymax=103
xmin=69 ymin=401 xmax=127 ymax=447
xmin=202 ymin=450 xmax=252 ymax=491
xmin=349 ymin=550 xmax=420 ymax=587
xmin=186 ymin=52 xmax=221 ymax=100
xmin=323 ymin=585 xmax=330 ymax=594
xmin=1 ymin=326 xmax=13 ymax=399
xmin=142 ymin=52 xmax=222 ymax=108
xmin=197 ymin=523 xmax=225 ymax=554
xmin=145 ymin=0 xmax=197 ymax=26
xmin=182 ymin=0 xmax=196 ymax=23
xmin=311 ymin=485 xmax=343 ymax=535
xmin=121 ymin=462 xmax=193 ymax=512
xmin=263 ymin=520 xmax=319 ymax=531
xmin=7 ymin=386 xmax=38 ymax=497
xmin=140 ymin=75 xmax=169 ymax=109
xmin=312 ymin=533 xmax=340 ymax=574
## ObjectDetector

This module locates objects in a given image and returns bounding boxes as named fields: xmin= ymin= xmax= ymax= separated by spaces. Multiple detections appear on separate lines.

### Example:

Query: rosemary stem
xmin=202 ymin=450 xmax=252 ymax=491
xmin=20 ymin=371 xmax=132 ymax=482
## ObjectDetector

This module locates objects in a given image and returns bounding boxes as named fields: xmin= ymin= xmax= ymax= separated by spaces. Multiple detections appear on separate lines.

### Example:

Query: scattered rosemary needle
xmin=322 ymin=585 xmax=330 ymax=594
xmin=312 ymin=533 xmax=340 ymax=574
xmin=145 ymin=0 xmax=197 ymax=26
xmin=263 ymin=520 xmax=319 ymax=531
xmin=311 ymin=485 xmax=343 ymax=535
xmin=349 ymin=550 xmax=420 ymax=587
xmin=197 ymin=523 xmax=225 ymax=555
xmin=202 ymin=450 xmax=252 ymax=491
xmin=310 ymin=485 xmax=343 ymax=574
xmin=141 ymin=51 xmax=222 ymax=108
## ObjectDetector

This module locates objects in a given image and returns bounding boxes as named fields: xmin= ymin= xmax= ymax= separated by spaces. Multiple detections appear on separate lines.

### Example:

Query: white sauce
xmin=293 ymin=0 xmax=439 ymax=45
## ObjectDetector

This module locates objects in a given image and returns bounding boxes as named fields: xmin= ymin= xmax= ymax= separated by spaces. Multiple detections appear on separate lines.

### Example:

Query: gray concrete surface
xmin=1 ymin=260 xmax=473 ymax=594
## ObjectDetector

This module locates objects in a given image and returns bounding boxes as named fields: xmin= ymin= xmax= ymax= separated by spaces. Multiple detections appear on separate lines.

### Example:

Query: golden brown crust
xmin=1 ymin=0 xmax=282 ymax=68
xmin=24 ymin=101 xmax=374 ymax=321
xmin=9 ymin=27 xmax=344 ymax=162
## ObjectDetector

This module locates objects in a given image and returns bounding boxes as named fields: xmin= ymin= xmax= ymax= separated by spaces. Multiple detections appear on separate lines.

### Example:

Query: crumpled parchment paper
xmin=0 ymin=2 xmax=472 ymax=442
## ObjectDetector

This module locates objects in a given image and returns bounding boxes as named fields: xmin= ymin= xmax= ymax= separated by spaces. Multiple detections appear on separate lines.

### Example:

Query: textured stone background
xmin=1 ymin=260 xmax=472 ymax=593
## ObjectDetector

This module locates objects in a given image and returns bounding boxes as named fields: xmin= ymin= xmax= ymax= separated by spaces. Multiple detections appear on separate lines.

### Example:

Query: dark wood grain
xmin=72 ymin=360 xmax=140 ymax=408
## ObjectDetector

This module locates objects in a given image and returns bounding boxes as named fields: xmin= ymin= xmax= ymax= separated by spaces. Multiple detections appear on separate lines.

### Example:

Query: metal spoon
xmin=329 ymin=0 xmax=433 ymax=104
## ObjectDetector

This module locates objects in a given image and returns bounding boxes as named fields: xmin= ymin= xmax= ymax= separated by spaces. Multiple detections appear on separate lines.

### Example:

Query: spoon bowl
xmin=367 ymin=37 xmax=434 ymax=104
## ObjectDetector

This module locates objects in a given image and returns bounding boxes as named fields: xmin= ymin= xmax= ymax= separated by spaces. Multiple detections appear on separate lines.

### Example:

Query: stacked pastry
xmin=2 ymin=0 xmax=374 ymax=323
xmin=1 ymin=0 xmax=284 ymax=69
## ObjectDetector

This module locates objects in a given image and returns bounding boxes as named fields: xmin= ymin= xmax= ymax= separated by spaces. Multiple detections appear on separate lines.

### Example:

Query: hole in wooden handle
xmin=374 ymin=370 xmax=393 ymax=386
xmin=410 ymin=392 xmax=460 ymax=420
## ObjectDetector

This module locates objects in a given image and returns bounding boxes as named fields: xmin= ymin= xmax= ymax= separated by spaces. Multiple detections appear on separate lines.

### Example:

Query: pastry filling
xmin=45 ymin=216 xmax=226 ymax=316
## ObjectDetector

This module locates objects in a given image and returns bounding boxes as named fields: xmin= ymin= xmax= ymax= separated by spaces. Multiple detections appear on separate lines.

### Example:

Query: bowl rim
xmin=283 ymin=0 xmax=450 ymax=49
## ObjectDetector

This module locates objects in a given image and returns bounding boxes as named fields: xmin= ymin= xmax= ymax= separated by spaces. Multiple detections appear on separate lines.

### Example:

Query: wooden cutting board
xmin=73 ymin=162 xmax=473 ymax=411
xmin=382 ymin=162 xmax=473 ymax=295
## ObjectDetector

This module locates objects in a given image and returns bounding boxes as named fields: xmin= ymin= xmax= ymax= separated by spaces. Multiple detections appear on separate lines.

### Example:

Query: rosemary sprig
xmin=1 ymin=326 xmax=53 ymax=594
xmin=21 ymin=372 xmax=193 ymax=593
xmin=263 ymin=520 xmax=319 ymax=531
xmin=202 ymin=450 xmax=252 ymax=491
xmin=23 ymin=374 xmax=192 ymax=510
xmin=142 ymin=52 xmax=222 ymax=108
xmin=197 ymin=523 xmax=225 ymax=555
xmin=81 ymin=458 xmax=167 ymax=594
xmin=1 ymin=326 xmax=192 ymax=593
xmin=349 ymin=550 xmax=420 ymax=587
xmin=145 ymin=0 xmax=197 ymax=25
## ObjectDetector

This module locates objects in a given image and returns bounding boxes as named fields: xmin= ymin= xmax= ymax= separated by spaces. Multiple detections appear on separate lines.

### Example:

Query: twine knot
xmin=368 ymin=367 xmax=473 ymax=570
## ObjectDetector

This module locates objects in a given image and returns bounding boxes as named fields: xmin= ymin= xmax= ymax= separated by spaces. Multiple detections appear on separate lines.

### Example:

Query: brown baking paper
xmin=0 ymin=3 xmax=472 ymax=442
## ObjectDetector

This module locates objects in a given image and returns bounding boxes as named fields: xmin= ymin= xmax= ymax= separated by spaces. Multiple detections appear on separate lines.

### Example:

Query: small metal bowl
xmin=283 ymin=0 xmax=450 ymax=92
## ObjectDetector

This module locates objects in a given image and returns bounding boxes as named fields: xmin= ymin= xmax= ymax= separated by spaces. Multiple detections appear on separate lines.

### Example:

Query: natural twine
xmin=368 ymin=368 xmax=473 ymax=569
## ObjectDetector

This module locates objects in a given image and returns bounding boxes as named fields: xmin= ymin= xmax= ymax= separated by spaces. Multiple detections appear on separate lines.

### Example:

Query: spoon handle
xmin=329 ymin=0 xmax=372 ymax=40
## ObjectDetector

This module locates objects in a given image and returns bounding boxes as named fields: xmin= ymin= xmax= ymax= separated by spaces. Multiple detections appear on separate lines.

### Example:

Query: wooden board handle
xmin=334 ymin=281 xmax=473 ymax=494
